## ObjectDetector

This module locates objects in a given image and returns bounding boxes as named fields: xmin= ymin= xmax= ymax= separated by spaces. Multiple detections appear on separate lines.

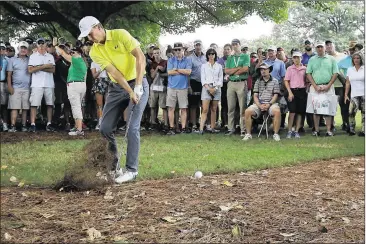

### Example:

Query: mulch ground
xmin=1 ymin=156 xmax=364 ymax=243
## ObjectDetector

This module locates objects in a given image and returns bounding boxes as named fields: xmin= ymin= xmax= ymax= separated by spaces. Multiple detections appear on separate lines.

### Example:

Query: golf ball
xmin=194 ymin=171 xmax=203 ymax=179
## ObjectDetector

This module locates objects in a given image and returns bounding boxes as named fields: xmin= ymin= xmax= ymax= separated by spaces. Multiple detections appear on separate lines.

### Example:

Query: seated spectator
xmin=149 ymin=47 xmax=168 ymax=130
xmin=243 ymin=63 xmax=281 ymax=141
xmin=166 ymin=42 xmax=192 ymax=135
xmin=345 ymin=52 xmax=364 ymax=136
xmin=284 ymin=51 xmax=307 ymax=139
xmin=55 ymin=45 xmax=87 ymax=136
xmin=198 ymin=48 xmax=223 ymax=134
xmin=7 ymin=41 xmax=31 ymax=132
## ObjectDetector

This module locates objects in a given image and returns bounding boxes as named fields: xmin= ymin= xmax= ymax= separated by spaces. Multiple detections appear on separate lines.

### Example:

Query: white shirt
xmin=28 ymin=51 xmax=55 ymax=88
xmin=347 ymin=65 xmax=365 ymax=98
xmin=200 ymin=62 xmax=223 ymax=87
xmin=91 ymin=62 xmax=108 ymax=78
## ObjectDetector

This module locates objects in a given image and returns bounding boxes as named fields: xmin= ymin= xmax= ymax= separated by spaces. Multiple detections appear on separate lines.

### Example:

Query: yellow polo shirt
xmin=89 ymin=29 xmax=143 ymax=83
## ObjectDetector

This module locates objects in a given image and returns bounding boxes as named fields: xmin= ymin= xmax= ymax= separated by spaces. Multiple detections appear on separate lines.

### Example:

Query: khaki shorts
xmin=0 ymin=82 xmax=9 ymax=105
xmin=248 ymin=103 xmax=280 ymax=119
xmin=149 ymin=90 xmax=167 ymax=109
xmin=8 ymin=89 xmax=30 ymax=110
xmin=166 ymin=88 xmax=188 ymax=109
xmin=30 ymin=87 xmax=55 ymax=106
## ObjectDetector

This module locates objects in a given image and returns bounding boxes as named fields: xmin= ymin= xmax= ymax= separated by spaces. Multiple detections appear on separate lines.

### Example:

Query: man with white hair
xmin=7 ymin=41 xmax=31 ymax=132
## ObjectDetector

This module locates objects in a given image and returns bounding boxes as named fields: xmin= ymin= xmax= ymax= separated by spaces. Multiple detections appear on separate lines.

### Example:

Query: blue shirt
xmin=338 ymin=55 xmax=352 ymax=76
xmin=302 ymin=52 xmax=315 ymax=65
xmin=7 ymin=55 xmax=31 ymax=89
xmin=189 ymin=52 xmax=206 ymax=82
xmin=264 ymin=58 xmax=286 ymax=83
xmin=0 ymin=56 xmax=8 ymax=81
xmin=167 ymin=56 xmax=192 ymax=89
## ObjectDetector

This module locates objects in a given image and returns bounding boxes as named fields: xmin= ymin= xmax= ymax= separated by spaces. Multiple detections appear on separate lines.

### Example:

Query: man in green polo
xmin=224 ymin=38 xmax=250 ymax=136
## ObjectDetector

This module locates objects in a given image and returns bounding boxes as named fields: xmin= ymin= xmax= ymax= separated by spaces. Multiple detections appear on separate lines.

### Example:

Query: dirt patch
xmin=1 ymin=157 xmax=364 ymax=243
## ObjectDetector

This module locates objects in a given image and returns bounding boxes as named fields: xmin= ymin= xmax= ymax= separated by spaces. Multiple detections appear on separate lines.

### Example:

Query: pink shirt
xmin=284 ymin=64 xmax=306 ymax=88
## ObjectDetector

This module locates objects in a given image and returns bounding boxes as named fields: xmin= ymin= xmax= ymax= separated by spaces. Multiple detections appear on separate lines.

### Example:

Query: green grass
xmin=1 ymin=131 xmax=364 ymax=187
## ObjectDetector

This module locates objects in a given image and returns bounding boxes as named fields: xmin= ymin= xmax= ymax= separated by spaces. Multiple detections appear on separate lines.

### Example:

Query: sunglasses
xmin=175 ymin=49 xmax=182 ymax=51
xmin=208 ymin=53 xmax=215 ymax=56
xmin=37 ymin=41 xmax=45 ymax=45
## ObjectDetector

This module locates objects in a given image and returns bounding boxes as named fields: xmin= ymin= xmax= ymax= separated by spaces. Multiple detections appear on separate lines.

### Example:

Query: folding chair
xmin=257 ymin=111 xmax=270 ymax=139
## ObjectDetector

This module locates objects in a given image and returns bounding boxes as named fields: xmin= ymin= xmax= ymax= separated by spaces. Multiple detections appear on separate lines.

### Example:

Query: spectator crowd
xmin=0 ymin=36 xmax=364 ymax=141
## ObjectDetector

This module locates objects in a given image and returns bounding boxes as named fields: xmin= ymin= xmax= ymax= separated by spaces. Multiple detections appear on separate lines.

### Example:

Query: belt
xmin=291 ymin=87 xmax=306 ymax=91
xmin=68 ymin=80 xmax=85 ymax=83
xmin=0 ymin=80 xmax=6 ymax=83
xmin=230 ymin=79 xmax=247 ymax=83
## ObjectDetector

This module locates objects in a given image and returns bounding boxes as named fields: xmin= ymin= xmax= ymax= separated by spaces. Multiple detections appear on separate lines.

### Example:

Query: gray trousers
xmin=100 ymin=78 xmax=149 ymax=172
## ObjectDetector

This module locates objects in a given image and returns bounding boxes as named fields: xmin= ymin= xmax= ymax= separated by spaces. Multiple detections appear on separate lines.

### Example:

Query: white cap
xmin=78 ymin=16 xmax=100 ymax=40
xmin=0 ymin=43 xmax=6 ymax=48
xmin=268 ymin=46 xmax=277 ymax=51
xmin=18 ymin=41 xmax=29 ymax=49
xmin=292 ymin=51 xmax=302 ymax=57
xmin=315 ymin=42 xmax=325 ymax=47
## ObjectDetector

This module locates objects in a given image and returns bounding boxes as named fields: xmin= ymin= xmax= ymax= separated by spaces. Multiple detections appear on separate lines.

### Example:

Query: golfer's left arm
xmin=131 ymin=47 xmax=146 ymax=86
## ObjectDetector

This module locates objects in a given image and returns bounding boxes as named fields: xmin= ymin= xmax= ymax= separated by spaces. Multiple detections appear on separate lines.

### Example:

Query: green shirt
xmin=306 ymin=55 xmax=339 ymax=85
xmin=225 ymin=53 xmax=250 ymax=81
xmin=67 ymin=56 xmax=87 ymax=83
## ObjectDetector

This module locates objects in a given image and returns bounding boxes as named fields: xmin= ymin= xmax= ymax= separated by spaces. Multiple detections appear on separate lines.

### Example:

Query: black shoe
xmin=312 ymin=131 xmax=320 ymax=137
xmin=358 ymin=131 xmax=365 ymax=137
xmin=166 ymin=128 xmax=175 ymax=135
xmin=225 ymin=130 xmax=234 ymax=136
xmin=181 ymin=128 xmax=188 ymax=134
xmin=29 ymin=125 xmax=36 ymax=133
xmin=298 ymin=127 xmax=305 ymax=133
xmin=46 ymin=124 xmax=55 ymax=132
xmin=341 ymin=124 xmax=348 ymax=131
xmin=349 ymin=127 xmax=356 ymax=136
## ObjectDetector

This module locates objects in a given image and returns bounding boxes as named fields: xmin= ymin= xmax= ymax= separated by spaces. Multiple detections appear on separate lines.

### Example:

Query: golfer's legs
xmin=126 ymin=78 xmax=149 ymax=172
xmin=100 ymin=83 xmax=129 ymax=170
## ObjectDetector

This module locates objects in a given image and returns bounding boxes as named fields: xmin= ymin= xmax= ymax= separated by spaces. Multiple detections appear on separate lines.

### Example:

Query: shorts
xmin=166 ymin=88 xmax=188 ymax=109
xmin=248 ymin=103 xmax=280 ymax=119
xmin=286 ymin=88 xmax=307 ymax=114
xmin=0 ymin=82 xmax=9 ymax=105
xmin=188 ymin=79 xmax=201 ymax=107
xmin=92 ymin=77 xmax=109 ymax=95
xmin=149 ymin=90 xmax=167 ymax=109
xmin=29 ymin=87 xmax=55 ymax=106
xmin=201 ymin=84 xmax=221 ymax=101
xmin=8 ymin=88 xmax=30 ymax=110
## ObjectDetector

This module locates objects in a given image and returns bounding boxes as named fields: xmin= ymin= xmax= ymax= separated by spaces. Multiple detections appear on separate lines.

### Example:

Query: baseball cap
xmin=78 ymin=16 xmax=100 ymax=40
xmin=0 ymin=43 xmax=5 ymax=49
xmin=173 ymin=42 xmax=184 ymax=50
xmin=148 ymin=43 xmax=155 ymax=48
xmin=304 ymin=40 xmax=311 ymax=45
xmin=193 ymin=39 xmax=202 ymax=46
xmin=325 ymin=40 xmax=332 ymax=45
xmin=258 ymin=63 xmax=273 ymax=72
xmin=231 ymin=39 xmax=240 ymax=45
xmin=18 ymin=41 xmax=29 ymax=49
xmin=268 ymin=46 xmax=277 ymax=51
xmin=277 ymin=47 xmax=284 ymax=52
xmin=315 ymin=42 xmax=325 ymax=48
xmin=292 ymin=51 xmax=302 ymax=57
xmin=36 ymin=37 xmax=45 ymax=43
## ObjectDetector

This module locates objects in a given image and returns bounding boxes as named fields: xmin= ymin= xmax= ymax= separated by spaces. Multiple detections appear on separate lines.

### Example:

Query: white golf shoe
xmin=115 ymin=171 xmax=138 ymax=184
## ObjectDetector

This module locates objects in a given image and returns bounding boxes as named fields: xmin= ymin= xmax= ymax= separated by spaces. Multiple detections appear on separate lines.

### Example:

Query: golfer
xmin=78 ymin=16 xmax=149 ymax=184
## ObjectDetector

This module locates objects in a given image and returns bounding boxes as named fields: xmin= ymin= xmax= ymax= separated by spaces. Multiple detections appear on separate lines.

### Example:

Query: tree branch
xmin=194 ymin=1 xmax=220 ymax=22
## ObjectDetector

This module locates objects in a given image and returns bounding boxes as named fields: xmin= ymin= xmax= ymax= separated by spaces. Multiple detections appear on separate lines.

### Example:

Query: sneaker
xmin=349 ymin=127 xmax=356 ymax=136
xmin=240 ymin=131 xmax=246 ymax=137
xmin=358 ymin=131 xmax=365 ymax=137
xmin=29 ymin=125 xmax=36 ymax=133
xmin=181 ymin=128 xmax=188 ymax=134
xmin=312 ymin=131 xmax=320 ymax=137
xmin=211 ymin=129 xmax=220 ymax=134
xmin=70 ymin=127 xmax=77 ymax=132
xmin=68 ymin=130 xmax=84 ymax=136
xmin=298 ymin=127 xmax=305 ymax=133
xmin=65 ymin=123 xmax=71 ymax=131
xmin=95 ymin=124 xmax=100 ymax=131
xmin=8 ymin=125 xmax=16 ymax=132
xmin=21 ymin=125 xmax=28 ymax=132
xmin=286 ymin=131 xmax=293 ymax=139
xmin=273 ymin=133 xmax=281 ymax=141
xmin=2 ymin=123 xmax=8 ymax=132
xmin=115 ymin=171 xmax=138 ymax=184
xmin=341 ymin=124 xmax=348 ymax=131
xmin=225 ymin=130 xmax=234 ymax=136
xmin=46 ymin=124 xmax=55 ymax=132
xmin=108 ymin=168 xmax=124 ymax=179
xmin=325 ymin=131 xmax=334 ymax=137
xmin=192 ymin=125 xmax=199 ymax=133
xmin=166 ymin=128 xmax=176 ymax=135
xmin=294 ymin=131 xmax=301 ymax=139
xmin=242 ymin=134 xmax=252 ymax=141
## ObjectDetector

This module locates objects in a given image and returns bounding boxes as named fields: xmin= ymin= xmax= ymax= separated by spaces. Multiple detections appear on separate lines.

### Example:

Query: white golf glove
xmin=134 ymin=84 xmax=143 ymax=99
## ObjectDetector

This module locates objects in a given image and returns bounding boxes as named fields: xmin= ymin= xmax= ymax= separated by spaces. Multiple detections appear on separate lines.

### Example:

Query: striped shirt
xmin=253 ymin=76 xmax=280 ymax=104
